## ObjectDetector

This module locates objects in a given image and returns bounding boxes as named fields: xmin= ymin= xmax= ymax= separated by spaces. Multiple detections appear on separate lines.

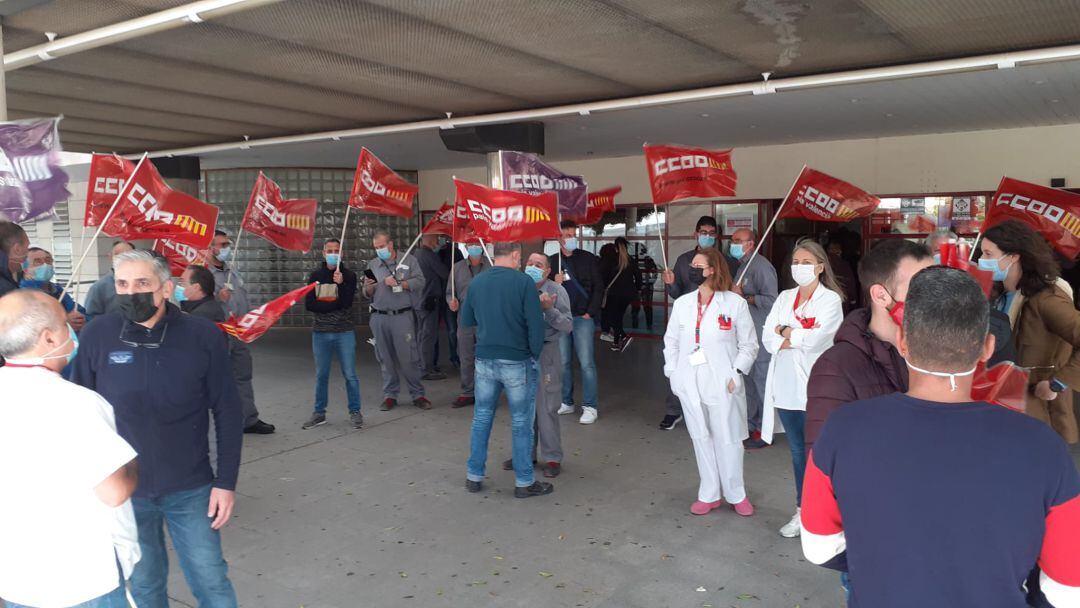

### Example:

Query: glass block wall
xmin=201 ymin=168 xmax=419 ymax=327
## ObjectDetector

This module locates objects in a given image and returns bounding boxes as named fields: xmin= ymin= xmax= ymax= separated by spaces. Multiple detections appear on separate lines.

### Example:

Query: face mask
xmin=27 ymin=263 xmax=54 ymax=282
xmin=697 ymin=234 xmax=716 ymax=248
xmin=325 ymin=253 xmax=341 ymax=267
xmin=729 ymin=242 xmax=745 ymax=260
xmin=524 ymin=265 xmax=545 ymax=283
xmin=216 ymin=247 xmax=232 ymax=262
xmin=977 ymin=257 xmax=1013 ymax=282
xmin=6 ymin=324 xmax=78 ymax=367
xmin=173 ymin=284 xmax=187 ymax=303
xmin=688 ymin=267 xmax=706 ymax=286
xmin=791 ymin=264 xmax=819 ymax=287
xmin=932 ymin=253 xmax=941 ymax=265
xmin=563 ymin=238 xmax=578 ymax=252
xmin=118 ymin=291 xmax=160 ymax=324
xmin=376 ymin=247 xmax=392 ymax=261
xmin=467 ymin=245 xmax=484 ymax=259
xmin=881 ymin=287 xmax=905 ymax=327
xmin=906 ymin=360 xmax=977 ymax=392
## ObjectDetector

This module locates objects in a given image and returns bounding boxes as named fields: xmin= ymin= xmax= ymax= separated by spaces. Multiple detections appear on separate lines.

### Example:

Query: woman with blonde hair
xmin=663 ymin=248 xmax=759 ymax=516
xmin=762 ymin=239 xmax=844 ymax=538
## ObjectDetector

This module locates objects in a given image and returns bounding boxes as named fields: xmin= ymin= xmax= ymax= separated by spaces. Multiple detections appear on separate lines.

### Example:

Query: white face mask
xmin=791 ymin=264 xmax=819 ymax=287
xmin=906 ymin=361 xmax=977 ymax=391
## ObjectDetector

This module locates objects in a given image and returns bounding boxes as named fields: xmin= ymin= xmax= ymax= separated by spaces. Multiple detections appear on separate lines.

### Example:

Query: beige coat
xmin=1007 ymin=279 xmax=1079 ymax=444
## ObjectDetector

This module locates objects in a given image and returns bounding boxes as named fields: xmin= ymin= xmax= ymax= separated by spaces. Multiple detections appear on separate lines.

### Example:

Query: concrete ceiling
xmin=4 ymin=0 xmax=1080 ymax=165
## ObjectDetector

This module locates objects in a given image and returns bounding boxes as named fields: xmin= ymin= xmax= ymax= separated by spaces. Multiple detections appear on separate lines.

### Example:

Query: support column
xmin=0 ymin=20 xmax=8 ymax=121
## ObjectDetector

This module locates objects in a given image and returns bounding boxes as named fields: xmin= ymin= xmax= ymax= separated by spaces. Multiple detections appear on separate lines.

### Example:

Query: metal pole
xmin=735 ymin=165 xmax=804 ymax=286
xmin=0 ymin=20 xmax=7 ymax=121
xmin=654 ymin=204 xmax=669 ymax=269
xmin=335 ymin=204 xmax=351 ymax=272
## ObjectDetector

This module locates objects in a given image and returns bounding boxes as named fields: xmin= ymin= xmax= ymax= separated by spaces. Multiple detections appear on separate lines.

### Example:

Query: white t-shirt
xmin=0 ymin=366 xmax=138 ymax=608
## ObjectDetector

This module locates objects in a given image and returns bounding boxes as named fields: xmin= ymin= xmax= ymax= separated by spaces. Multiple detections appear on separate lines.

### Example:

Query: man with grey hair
xmin=85 ymin=240 xmax=135 ymax=318
xmin=924 ymin=229 xmax=958 ymax=264
xmin=72 ymin=249 xmax=243 ymax=607
xmin=0 ymin=289 xmax=139 ymax=608
xmin=729 ymin=227 xmax=778 ymax=449
xmin=362 ymin=229 xmax=431 ymax=411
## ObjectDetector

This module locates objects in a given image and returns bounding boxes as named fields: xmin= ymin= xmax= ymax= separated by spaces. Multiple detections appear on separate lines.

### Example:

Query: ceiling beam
xmin=3 ymin=0 xmax=284 ymax=71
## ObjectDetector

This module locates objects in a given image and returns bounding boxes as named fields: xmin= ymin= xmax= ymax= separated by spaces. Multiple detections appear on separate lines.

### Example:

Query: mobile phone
xmin=364 ymin=269 xmax=377 ymax=282
xmin=1049 ymin=378 xmax=1068 ymax=393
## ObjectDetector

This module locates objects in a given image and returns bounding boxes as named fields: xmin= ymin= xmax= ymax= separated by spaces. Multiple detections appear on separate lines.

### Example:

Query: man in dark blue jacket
xmin=72 ymin=249 xmax=243 ymax=608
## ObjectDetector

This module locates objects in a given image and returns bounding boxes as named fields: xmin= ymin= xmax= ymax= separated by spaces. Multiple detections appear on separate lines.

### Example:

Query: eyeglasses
xmin=119 ymin=322 xmax=169 ymax=349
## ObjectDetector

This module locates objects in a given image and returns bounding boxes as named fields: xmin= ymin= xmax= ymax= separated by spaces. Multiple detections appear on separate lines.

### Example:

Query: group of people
xmin=3 ymin=207 xmax=1080 ymax=606
xmin=661 ymin=216 xmax=1080 ymax=606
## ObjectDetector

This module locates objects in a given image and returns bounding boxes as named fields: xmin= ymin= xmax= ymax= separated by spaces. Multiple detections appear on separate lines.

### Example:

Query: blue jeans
xmin=467 ymin=358 xmax=539 ymax=487
xmin=312 ymin=331 xmax=361 ymax=414
xmin=559 ymin=316 xmax=598 ymax=408
xmin=778 ymin=408 xmax=807 ymax=507
xmin=130 ymin=484 xmax=237 ymax=608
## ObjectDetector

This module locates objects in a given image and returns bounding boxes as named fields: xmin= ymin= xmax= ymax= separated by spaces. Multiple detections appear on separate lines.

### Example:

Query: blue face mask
xmin=173 ymin=284 xmax=187 ymax=303
xmin=978 ymin=257 xmax=1013 ymax=282
xmin=933 ymin=253 xmax=942 ymax=265
xmin=7 ymin=324 xmax=77 ymax=367
xmin=216 ymin=247 xmax=232 ymax=262
xmin=524 ymin=265 xmax=545 ymax=283
xmin=376 ymin=247 xmax=392 ymax=261
xmin=697 ymin=234 xmax=716 ymax=248
xmin=467 ymin=245 xmax=484 ymax=259
xmin=563 ymin=237 xmax=578 ymax=252
xmin=729 ymin=242 xmax=745 ymax=260
xmin=325 ymin=253 xmax=341 ymax=267
xmin=24 ymin=261 xmax=54 ymax=283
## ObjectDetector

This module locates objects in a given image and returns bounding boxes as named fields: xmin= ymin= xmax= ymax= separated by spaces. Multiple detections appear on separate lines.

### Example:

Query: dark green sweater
xmin=460 ymin=266 xmax=544 ymax=361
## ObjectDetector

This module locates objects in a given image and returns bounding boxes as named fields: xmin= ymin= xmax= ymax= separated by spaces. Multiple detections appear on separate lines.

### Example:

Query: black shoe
xmin=451 ymin=395 xmax=475 ymax=408
xmin=743 ymin=436 xmax=769 ymax=450
xmin=502 ymin=457 xmax=537 ymax=471
xmin=466 ymin=479 xmax=483 ymax=493
xmin=659 ymin=414 xmax=683 ymax=430
xmin=422 ymin=371 xmax=447 ymax=381
xmin=514 ymin=481 xmax=554 ymax=498
xmin=244 ymin=419 xmax=276 ymax=434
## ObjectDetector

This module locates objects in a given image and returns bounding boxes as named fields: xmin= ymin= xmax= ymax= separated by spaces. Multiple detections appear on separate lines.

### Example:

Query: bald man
xmin=0 ymin=290 xmax=139 ymax=608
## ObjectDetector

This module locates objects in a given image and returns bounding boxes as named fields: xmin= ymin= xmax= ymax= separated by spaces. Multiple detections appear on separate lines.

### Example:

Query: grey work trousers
xmin=666 ymin=388 xmax=682 ymax=417
xmin=416 ymin=308 xmax=440 ymax=375
xmin=230 ymin=341 xmax=260 ymax=428
xmin=535 ymin=340 xmax=563 ymax=463
xmin=371 ymin=312 xmax=425 ymax=399
xmin=457 ymin=324 xmax=477 ymax=396
xmin=744 ymin=355 xmax=770 ymax=433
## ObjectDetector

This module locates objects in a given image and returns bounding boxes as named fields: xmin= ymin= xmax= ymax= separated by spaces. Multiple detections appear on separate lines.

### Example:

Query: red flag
xmin=983 ymin=177 xmax=1080 ymax=260
xmin=451 ymin=199 xmax=481 ymax=244
xmin=453 ymin=179 xmax=560 ymax=243
xmin=105 ymin=160 xmax=218 ymax=249
xmin=85 ymin=154 xmax=135 ymax=227
xmin=644 ymin=144 xmax=736 ymax=204
xmin=778 ymin=167 xmax=880 ymax=222
xmin=217 ymin=282 xmax=317 ymax=344
xmin=153 ymin=238 xmax=200 ymax=277
xmin=972 ymin=361 xmax=1029 ymax=412
xmin=348 ymin=147 xmax=417 ymax=218
xmin=422 ymin=202 xmax=455 ymax=237
xmin=583 ymin=187 xmax=621 ymax=225
xmin=241 ymin=173 xmax=317 ymax=253
xmin=938 ymin=242 xmax=994 ymax=298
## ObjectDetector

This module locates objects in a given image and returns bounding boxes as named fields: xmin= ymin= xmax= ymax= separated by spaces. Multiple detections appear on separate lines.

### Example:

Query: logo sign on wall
xmin=900 ymin=198 xmax=925 ymax=215
xmin=952 ymin=197 xmax=974 ymax=221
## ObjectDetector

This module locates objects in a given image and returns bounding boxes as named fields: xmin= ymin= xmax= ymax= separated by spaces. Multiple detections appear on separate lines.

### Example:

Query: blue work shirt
xmin=71 ymin=303 xmax=243 ymax=499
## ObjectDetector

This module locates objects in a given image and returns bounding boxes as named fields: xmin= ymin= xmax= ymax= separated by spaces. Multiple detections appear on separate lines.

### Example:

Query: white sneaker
xmin=779 ymin=508 xmax=801 ymax=538
xmin=579 ymin=406 xmax=598 ymax=425
xmin=557 ymin=403 xmax=574 ymax=415
xmin=599 ymin=332 xmax=614 ymax=342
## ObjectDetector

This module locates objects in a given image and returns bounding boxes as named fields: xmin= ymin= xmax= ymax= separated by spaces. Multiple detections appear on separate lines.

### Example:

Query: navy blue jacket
xmin=71 ymin=303 xmax=243 ymax=498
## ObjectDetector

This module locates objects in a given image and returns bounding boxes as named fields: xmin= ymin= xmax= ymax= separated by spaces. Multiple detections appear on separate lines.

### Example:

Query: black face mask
xmin=117 ymin=291 xmax=160 ymax=323
xmin=688 ymin=267 xmax=706 ymax=286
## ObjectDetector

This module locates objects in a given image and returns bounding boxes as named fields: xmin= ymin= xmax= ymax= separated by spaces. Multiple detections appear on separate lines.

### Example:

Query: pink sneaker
xmin=690 ymin=500 xmax=722 ymax=515
xmin=732 ymin=497 xmax=754 ymax=516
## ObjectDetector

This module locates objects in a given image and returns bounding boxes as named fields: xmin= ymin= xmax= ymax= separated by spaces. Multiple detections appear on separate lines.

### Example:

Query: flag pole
xmin=654 ymin=203 xmax=669 ymax=270
xmin=62 ymin=153 xmax=149 ymax=295
xmin=968 ymin=231 xmax=981 ymax=261
xmin=336 ymin=204 xmax=352 ymax=272
xmin=735 ymin=165 xmax=804 ymax=286
xmin=72 ymin=217 xmax=88 ymax=304
xmin=477 ymin=236 xmax=495 ymax=265
xmin=396 ymin=231 xmax=423 ymax=270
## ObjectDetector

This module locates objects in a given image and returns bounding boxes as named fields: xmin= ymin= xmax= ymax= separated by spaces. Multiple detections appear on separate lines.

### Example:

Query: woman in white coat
xmin=664 ymin=248 xmax=759 ymax=516
xmin=761 ymin=240 xmax=844 ymax=538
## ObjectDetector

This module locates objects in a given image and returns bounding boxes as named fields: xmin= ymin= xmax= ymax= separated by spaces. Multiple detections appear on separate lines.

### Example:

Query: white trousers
xmin=687 ymin=399 xmax=746 ymax=504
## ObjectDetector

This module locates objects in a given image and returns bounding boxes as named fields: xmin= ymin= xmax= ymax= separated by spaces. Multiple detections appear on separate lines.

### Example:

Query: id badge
xmin=392 ymin=285 xmax=404 ymax=293
xmin=689 ymin=348 xmax=707 ymax=367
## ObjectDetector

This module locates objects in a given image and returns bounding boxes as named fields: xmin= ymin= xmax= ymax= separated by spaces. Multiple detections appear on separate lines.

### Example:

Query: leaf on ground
xmin=736 ymin=593 xmax=759 ymax=600
xmin=539 ymin=571 xmax=554 ymax=578
xmin=696 ymin=586 xmax=707 ymax=592
xmin=399 ymin=571 xmax=408 ymax=578
xmin=493 ymin=555 xmax=503 ymax=560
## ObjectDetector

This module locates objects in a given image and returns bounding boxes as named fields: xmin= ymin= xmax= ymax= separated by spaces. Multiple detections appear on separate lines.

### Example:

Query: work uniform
xmin=664 ymin=289 xmax=758 ymax=504
xmin=367 ymin=252 xmax=427 ymax=400
xmin=732 ymin=254 xmax=778 ymax=434
xmin=447 ymin=256 xmax=491 ymax=397
xmin=209 ymin=262 xmax=250 ymax=319
xmin=413 ymin=245 xmax=449 ymax=375
xmin=536 ymin=278 xmax=573 ymax=463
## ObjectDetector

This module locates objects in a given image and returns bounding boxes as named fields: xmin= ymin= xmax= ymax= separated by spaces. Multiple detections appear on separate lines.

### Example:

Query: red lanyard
xmin=695 ymin=293 xmax=714 ymax=345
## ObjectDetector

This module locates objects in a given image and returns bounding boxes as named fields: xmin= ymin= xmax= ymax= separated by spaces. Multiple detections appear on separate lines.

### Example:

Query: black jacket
xmin=71 ymin=304 xmax=244 ymax=498
xmin=0 ymin=250 xmax=18 ymax=298
xmin=548 ymin=249 xmax=603 ymax=318
xmin=600 ymin=256 xmax=642 ymax=301
xmin=305 ymin=263 xmax=357 ymax=333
